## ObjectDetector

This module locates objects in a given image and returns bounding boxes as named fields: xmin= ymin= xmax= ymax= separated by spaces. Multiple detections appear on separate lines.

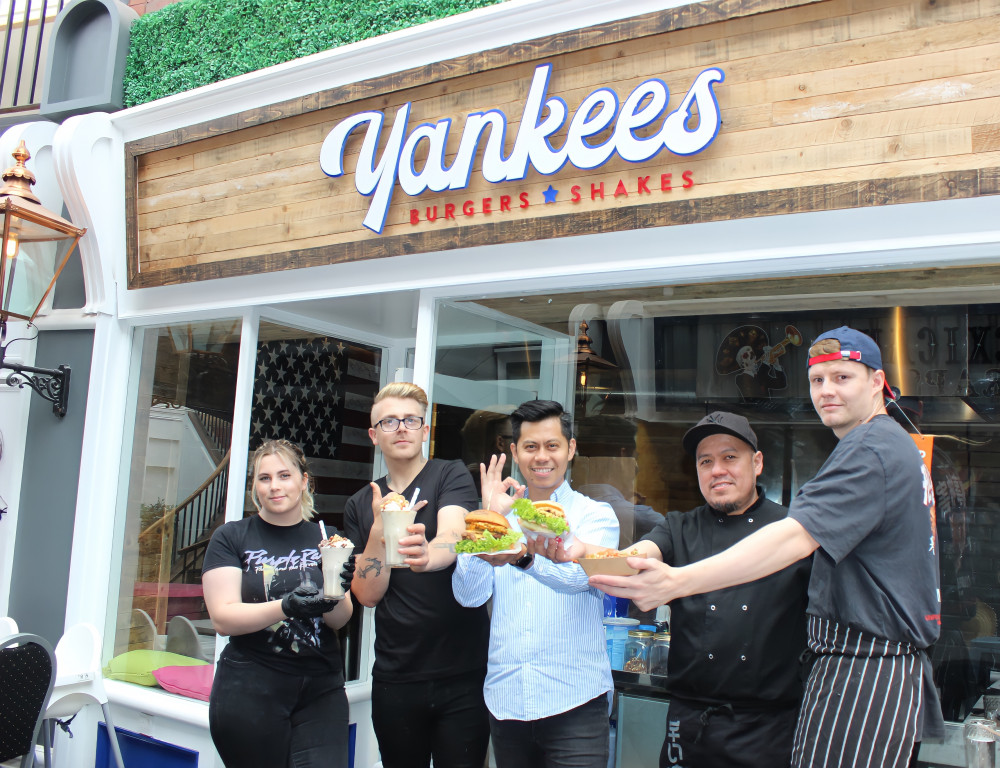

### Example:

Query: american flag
xmin=250 ymin=331 xmax=382 ymax=521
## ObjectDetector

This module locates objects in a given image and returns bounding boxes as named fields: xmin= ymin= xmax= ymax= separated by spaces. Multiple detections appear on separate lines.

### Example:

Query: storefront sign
xmin=126 ymin=0 xmax=1000 ymax=287
xmin=319 ymin=63 xmax=725 ymax=233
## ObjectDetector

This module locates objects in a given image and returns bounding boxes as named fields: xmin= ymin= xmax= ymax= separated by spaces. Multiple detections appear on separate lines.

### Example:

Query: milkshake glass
xmin=383 ymin=506 xmax=418 ymax=568
xmin=320 ymin=537 xmax=355 ymax=599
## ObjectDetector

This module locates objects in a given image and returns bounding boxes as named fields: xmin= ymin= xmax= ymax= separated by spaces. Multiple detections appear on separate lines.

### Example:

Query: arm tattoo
xmin=359 ymin=557 xmax=383 ymax=578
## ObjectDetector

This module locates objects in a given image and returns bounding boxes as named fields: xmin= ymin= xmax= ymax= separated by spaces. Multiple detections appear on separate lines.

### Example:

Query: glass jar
xmin=623 ymin=629 xmax=653 ymax=673
xmin=649 ymin=631 xmax=671 ymax=677
xmin=602 ymin=617 xmax=639 ymax=670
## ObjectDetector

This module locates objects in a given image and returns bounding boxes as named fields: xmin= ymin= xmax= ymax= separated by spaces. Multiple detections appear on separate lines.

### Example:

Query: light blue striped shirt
xmin=452 ymin=481 xmax=619 ymax=721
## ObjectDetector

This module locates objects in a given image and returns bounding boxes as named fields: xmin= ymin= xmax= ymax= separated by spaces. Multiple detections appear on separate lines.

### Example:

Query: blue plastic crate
xmin=96 ymin=719 xmax=357 ymax=767
xmin=96 ymin=722 xmax=198 ymax=768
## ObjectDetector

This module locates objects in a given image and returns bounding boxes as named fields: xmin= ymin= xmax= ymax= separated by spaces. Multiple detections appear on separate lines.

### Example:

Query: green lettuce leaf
xmin=513 ymin=501 xmax=570 ymax=535
xmin=454 ymin=530 xmax=523 ymax=554
xmin=511 ymin=498 xmax=536 ymax=516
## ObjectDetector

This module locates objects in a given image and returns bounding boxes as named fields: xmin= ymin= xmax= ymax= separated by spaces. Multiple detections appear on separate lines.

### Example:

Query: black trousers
xmin=209 ymin=649 xmax=349 ymax=768
xmin=371 ymin=670 xmax=489 ymax=768
xmin=659 ymin=697 xmax=798 ymax=768
xmin=489 ymin=693 xmax=610 ymax=768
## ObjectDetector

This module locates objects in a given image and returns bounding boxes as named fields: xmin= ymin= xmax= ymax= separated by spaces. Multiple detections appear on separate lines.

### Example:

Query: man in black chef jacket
xmin=531 ymin=411 xmax=810 ymax=767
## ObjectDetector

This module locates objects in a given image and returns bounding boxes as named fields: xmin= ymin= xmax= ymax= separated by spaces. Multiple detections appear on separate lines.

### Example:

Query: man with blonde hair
xmin=345 ymin=382 xmax=489 ymax=768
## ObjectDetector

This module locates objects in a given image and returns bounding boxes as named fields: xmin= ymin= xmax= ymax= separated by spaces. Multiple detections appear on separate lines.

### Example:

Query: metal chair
xmin=41 ymin=623 xmax=125 ymax=768
xmin=130 ymin=607 xmax=166 ymax=651
xmin=165 ymin=615 xmax=209 ymax=662
xmin=0 ymin=632 xmax=56 ymax=768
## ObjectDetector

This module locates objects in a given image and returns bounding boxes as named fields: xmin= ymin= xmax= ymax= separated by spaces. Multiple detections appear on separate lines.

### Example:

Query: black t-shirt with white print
xmin=202 ymin=514 xmax=344 ymax=679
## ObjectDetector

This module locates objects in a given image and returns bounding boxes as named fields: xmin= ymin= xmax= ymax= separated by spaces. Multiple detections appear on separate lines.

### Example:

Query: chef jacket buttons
xmin=748 ymin=518 xmax=754 ymax=523
xmin=740 ymin=655 xmax=747 ymax=662
xmin=710 ymin=604 xmax=717 ymax=611
xmin=717 ymin=518 xmax=723 ymax=523
xmin=741 ymin=605 xmax=748 ymax=611
xmin=708 ymin=653 xmax=714 ymax=660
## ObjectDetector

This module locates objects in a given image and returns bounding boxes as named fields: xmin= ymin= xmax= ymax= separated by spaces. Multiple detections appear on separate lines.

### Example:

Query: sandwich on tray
xmin=511 ymin=498 xmax=570 ymax=536
xmin=454 ymin=509 xmax=524 ymax=554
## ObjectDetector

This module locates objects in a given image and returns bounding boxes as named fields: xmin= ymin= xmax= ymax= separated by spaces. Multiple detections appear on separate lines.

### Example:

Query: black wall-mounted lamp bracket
xmin=2 ymin=360 xmax=71 ymax=416
xmin=0 ymin=323 xmax=71 ymax=416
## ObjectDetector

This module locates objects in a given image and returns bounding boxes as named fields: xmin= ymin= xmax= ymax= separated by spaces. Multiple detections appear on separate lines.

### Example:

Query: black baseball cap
xmin=682 ymin=412 xmax=758 ymax=457
xmin=807 ymin=326 xmax=895 ymax=399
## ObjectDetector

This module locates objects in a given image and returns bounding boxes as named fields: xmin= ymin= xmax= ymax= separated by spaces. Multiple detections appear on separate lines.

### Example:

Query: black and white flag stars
xmin=251 ymin=337 xmax=349 ymax=460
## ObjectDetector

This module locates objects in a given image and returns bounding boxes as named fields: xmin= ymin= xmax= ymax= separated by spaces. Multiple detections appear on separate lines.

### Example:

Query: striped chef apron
xmin=792 ymin=616 xmax=927 ymax=768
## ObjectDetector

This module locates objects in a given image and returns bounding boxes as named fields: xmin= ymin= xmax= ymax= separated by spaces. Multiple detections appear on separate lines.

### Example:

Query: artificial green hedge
xmin=123 ymin=0 xmax=506 ymax=108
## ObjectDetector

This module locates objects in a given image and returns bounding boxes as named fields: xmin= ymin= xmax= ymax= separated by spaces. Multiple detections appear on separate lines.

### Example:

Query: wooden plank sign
xmin=127 ymin=0 xmax=1000 ymax=287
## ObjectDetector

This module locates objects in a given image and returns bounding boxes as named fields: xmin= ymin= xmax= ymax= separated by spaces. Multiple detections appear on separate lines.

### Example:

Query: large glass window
xmin=431 ymin=301 xmax=571 ymax=494
xmin=432 ymin=282 xmax=1000 ymax=726
xmin=112 ymin=318 xmax=384 ymax=687
xmin=249 ymin=320 xmax=383 ymax=681
xmin=112 ymin=320 xmax=240 ymax=663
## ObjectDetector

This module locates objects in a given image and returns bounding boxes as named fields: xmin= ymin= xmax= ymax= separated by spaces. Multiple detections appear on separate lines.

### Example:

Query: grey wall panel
xmin=8 ymin=329 xmax=94 ymax=643
xmin=52 ymin=247 xmax=86 ymax=310
xmin=40 ymin=0 xmax=138 ymax=122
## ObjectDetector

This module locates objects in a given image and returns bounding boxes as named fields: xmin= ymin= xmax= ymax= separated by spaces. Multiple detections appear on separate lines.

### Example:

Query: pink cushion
xmin=152 ymin=664 xmax=214 ymax=701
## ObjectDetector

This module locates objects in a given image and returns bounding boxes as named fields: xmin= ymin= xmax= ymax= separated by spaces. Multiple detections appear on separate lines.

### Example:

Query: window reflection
xmin=114 ymin=320 xmax=241 ymax=664
xmin=435 ymin=293 xmax=1000 ymax=725
xmin=249 ymin=321 xmax=383 ymax=681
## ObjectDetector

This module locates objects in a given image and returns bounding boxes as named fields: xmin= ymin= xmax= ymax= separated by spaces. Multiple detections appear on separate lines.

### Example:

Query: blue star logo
xmin=542 ymin=185 xmax=558 ymax=203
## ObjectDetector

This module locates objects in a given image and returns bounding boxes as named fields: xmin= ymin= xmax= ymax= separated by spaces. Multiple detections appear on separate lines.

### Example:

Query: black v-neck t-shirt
xmin=344 ymin=459 xmax=488 ymax=683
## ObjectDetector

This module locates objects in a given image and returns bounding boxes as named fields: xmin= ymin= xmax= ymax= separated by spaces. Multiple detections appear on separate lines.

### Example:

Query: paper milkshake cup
xmin=382 ymin=507 xmax=418 ymax=568
xmin=319 ymin=537 xmax=355 ymax=599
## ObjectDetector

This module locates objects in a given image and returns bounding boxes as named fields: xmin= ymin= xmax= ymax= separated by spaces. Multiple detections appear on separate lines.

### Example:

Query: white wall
xmin=145 ymin=408 xmax=217 ymax=508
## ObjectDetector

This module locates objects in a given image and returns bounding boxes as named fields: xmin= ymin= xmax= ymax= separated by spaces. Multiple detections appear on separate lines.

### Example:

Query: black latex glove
xmin=281 ymin=584 xmax=337 ymax=619
xmin=340 ymin=554 xmax=357 ymax=593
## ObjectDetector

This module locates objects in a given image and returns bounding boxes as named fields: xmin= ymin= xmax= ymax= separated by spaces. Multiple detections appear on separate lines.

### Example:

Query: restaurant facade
xmin=3 ymin=0 xmax=1000 ymax=764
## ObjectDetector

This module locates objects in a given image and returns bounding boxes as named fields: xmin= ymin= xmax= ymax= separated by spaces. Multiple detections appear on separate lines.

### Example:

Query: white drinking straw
xmin=409 ymin=488 xmax=421 ymax=509
xmin=319 ymin=520 xmax=328 ymax=540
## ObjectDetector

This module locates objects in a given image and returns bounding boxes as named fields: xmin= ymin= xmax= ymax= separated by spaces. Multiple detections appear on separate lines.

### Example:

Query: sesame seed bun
xmin=464 ymin=509 xmax=510 ymax=537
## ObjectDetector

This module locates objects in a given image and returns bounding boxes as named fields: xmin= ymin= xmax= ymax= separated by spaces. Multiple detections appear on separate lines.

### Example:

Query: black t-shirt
xmin=788 ymin=415 xmax=941 ymax=649
xmin=202 ymin=514 xmax=344 ymax=679
xmin=642 ymin=492 xmax=810 ymax=708
xmin=344 ymin=458 xmax=489 ymax=683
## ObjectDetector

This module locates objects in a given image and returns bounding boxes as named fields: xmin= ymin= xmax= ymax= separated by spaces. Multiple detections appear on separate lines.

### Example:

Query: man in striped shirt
xmin=589 ymin=327 xmax=943 ymax=768
xmin=452 ymin=399 xmax=619 ymax=768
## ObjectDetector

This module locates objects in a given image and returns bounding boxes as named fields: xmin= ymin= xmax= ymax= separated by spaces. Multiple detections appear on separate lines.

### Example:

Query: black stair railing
xmin=139 ymin=450 xmax=230 ymax=584
xmin=173 ymin=451 xmax=230 ymax=556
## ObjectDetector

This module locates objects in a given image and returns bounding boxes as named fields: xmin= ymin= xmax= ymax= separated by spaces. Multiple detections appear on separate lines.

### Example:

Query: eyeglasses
xmin=374 ymin=416 xmax=424 ymax=432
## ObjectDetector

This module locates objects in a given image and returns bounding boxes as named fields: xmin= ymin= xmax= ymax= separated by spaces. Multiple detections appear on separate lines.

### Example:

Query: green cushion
xmin=103 ymin=650 xmax=209 ymax=687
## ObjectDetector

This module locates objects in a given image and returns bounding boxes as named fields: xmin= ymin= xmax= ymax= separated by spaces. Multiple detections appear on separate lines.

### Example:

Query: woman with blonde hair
xmin=203 ymin=438 xmax=355 ymax=768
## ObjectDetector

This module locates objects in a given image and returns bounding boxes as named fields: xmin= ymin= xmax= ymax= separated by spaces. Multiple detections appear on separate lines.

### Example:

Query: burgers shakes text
xmin=320 ymin=63 xmax=726 ymax=233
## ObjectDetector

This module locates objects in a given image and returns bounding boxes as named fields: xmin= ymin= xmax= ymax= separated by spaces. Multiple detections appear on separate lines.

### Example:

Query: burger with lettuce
xmin=512 ymin=498 xmax=570 ymax=536
xmin=454 ymin=509 xmax=523 ymax=554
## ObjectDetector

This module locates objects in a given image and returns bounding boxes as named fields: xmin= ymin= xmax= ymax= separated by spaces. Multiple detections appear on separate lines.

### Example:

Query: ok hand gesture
xmin=479 ymin=454 xmax=525 ymax=515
